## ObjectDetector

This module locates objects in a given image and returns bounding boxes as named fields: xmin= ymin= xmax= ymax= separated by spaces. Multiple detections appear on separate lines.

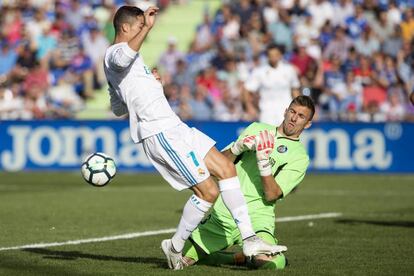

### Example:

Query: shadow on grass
xmin=22 ymin=248 xmax=166 ymax=268
xmin=336 ymin=219 xmax=414 ymax=228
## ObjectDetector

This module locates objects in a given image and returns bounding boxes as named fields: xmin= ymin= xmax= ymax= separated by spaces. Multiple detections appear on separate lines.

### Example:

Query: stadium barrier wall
xmin=0 ymin=120 xmax=412 ymax=173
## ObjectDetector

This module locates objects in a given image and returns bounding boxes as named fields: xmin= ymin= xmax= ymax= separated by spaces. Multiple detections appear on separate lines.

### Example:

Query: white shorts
xmin=142 ymin=123 xmax=216 ymax=191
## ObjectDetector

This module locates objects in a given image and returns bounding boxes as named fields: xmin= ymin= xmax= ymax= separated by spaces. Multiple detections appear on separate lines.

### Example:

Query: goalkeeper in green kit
xmin=181 ymin=96 xmax=315 ymax=270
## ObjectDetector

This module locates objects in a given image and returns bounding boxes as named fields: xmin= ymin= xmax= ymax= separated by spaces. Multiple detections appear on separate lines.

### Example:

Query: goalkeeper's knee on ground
xmin=250 ymin=253 xmax=287 ymax=270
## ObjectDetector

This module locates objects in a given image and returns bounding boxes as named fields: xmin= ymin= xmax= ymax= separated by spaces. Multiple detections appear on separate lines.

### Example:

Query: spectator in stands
xmin=262 ymin=0 xmax=279 ymax=25
xmin=342 ymin=47 xmax=359 ymax=73
xmin=370 ymin=9 xmax=394 ymax=43
xmin=164 ymin=83 xmax=181 ymax=114
xmin=82 ymin=25 xmax=110 ymax=89
xmin=323 ymin=56 xmax=346 ymax=118
xmin=21 ymin=61 xmax=49 ymax=119
xmin=396 ymin=41 xmax=413 ymax=94
xmin=35 ymin=24 xmax=57 ymax=67
xmin=234 ymin=0 xmax=254 ymax=26
xmin=400 ymin=8 xmax=414 ymax=42
xmin=345 ymin=4 xmax=368 ymax=40
xmin=382 ymin=25 xmax=403 ymax=58
xmin=294 ymin=11 xmax=319 ymax=46
xmin=380 ymin=85 xmax=406 ymax=121
xmin=158 ymin=36 xmax=184 ymax=75
xmin=0 ymin=81 xmax=24 ymax=119
xmin=192 ymin=11 xmax=215 ymax=53
xmin=291 ymin=40 xmax=315 ymax=77
xmin=247 ymin=11 xmax=266 ymax=56
xmin=213 ymin=81 xmax=242 ymax=122
xmin=172 ymin=59 xmax=193 ymax=88
xmin=387 ymin=1 xmax=402 ymax=27
xmin=3 ymin=8 xmax=24 ymax=46
xmin=12 ymin=42 xmax=37 ymax=81
xmin=308 ymin=0 xmax=334 ymax=30
xmin=65 ymin=0 xmax=84 ymax=31
xmin=323 ymin=26 xmax=353 ymax=62
xmin=196 ymin=67 xmax=221 ymax=101
xmin=51 ymin=28 xmax=80 ymax=71
xmin=340 ymin=70 xmax=364 ymax=120
xmin=188 ymin=84 xmax=213 ymax=121
xmin=268 ymin=9 xmax=293 ymax=52
xmin=354 ymin=26 xmax=380 ymax=57
xmin=0 ymin=43 xmax=17 ymax=79
xmin=353 ymin=55 xmax=373 ymax=86
xmin=332 ymin=0 xmax=355 ymax=27
xmin=26 ymin=8 xmax=51 ymax=43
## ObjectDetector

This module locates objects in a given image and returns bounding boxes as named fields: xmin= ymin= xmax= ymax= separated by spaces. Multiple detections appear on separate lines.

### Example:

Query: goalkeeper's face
xmin=282 ymin=104 xmax=312 ymax=138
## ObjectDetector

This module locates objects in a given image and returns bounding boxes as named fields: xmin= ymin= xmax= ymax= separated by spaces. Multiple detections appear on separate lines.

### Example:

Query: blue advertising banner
xmin=0 ymin=120 xmax=412 ymax=173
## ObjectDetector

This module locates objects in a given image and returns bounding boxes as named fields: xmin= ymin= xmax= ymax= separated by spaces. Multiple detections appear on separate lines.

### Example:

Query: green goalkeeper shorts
xmin=189 ymin=212 xmax=278 ymax=255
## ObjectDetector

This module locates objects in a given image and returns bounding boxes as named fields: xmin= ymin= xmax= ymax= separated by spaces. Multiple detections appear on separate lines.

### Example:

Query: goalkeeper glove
xmin=230 ymin=134 xmax=256 ymax=156
xmin=255 ymin=130 xmax=275 ymax=176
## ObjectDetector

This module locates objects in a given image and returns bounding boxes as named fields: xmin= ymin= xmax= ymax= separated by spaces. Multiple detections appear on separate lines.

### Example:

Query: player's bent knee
xmin=204 ymin=147 xmax=237 ymax=179
xmin=192 ymin=178 xmax=220 ymax=203
xmin=213 ymin=159 xmax=236 ymax=180
xmin=203 ymin=187 xmax=219 ymax=203
xmin=252 ymin=253 xmax=286 ymax=270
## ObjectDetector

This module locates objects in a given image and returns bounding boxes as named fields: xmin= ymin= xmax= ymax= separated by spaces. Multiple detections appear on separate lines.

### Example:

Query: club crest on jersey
xmin=198 ymin=168 xmax=206 ymax=177
xmin=277 ymin=145 xmax=288 ymax=153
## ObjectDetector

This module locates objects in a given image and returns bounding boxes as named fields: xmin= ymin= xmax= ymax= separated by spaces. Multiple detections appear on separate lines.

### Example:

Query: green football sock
xmin=197 ymin=251 xmax=235 ymax=266
xmin=257 ymin=253 xmax=287 ymax=270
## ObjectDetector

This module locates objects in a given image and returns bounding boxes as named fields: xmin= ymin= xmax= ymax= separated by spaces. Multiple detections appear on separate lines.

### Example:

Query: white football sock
xmin=219 ymin=176 xmax=255 ymax=240
xmin=171 ymin=194 xmax=212 ymax=252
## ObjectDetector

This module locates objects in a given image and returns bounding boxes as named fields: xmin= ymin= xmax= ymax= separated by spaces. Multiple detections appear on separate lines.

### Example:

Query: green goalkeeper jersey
xmin=213 ymin=122 xmax=310 ymax=225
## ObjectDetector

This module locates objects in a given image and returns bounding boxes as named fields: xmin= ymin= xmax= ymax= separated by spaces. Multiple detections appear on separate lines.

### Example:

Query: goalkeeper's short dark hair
xmin=113 ymin=6 xmax=144 ymax=33
xmin=290 ymin=95 xmax=315 ymax=121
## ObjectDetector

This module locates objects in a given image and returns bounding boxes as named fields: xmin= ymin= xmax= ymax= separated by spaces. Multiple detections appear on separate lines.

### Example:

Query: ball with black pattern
xmin=81 ymin=152 xmax=116 ymax=187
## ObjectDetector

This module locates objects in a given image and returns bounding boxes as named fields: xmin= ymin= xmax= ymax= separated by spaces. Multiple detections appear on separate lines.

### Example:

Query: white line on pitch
xmin=276 ymin=212 xmax=342 ymax=222
xmin=0 ymin=212 xmax=342 ymax=252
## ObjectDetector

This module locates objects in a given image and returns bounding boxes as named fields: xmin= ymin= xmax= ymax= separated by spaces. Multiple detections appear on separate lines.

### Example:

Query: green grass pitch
xmin=0 ymin=172 xmax=413 ymax=275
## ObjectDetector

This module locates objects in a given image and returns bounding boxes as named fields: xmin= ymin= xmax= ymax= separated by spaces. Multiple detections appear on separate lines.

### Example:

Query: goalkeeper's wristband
xmin=257 ymin=159 xmax=272 ymax=176
xmin=230 ymin=142 xmax=242 ymax=156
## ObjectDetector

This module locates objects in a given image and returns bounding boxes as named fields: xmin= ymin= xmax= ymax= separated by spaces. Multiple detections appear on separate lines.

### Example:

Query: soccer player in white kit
xmin=244 ymin=44 xmax=301 ymax=126
xmin=103 ymin=6 xmax=286 ymax=270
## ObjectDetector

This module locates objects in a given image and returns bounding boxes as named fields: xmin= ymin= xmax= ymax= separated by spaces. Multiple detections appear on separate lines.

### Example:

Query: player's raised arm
xmin=127 ymin=6 xmax=159 ymax=52
xmin=108 ymin=6 xmax=159 ymax=71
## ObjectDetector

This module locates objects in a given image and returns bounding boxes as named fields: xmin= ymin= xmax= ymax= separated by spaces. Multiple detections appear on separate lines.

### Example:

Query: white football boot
xmin=161 ymin=239 xmax=185 ymax=270
xmin=242 ymin=235 xmax=287 ymax=257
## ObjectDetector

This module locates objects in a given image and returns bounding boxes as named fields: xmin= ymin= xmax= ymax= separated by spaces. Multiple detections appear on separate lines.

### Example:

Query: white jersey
xmin=244 ymin=61 xmax=300 ymax=125
xmin=104 ymin=42 xmax=181 ymax=143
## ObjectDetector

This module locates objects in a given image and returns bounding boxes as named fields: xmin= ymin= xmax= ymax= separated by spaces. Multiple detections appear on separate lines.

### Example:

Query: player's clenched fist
xmin=255 ymin=130 xmax=275 ymax=176
xmin=230 ymin=134 xmax=256 ymax=156
xmin=144 ymin=6 xmax=159 ymax=29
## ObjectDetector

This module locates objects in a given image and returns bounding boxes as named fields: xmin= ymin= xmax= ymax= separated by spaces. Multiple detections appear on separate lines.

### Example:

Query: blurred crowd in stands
xmin=0 ymin=0 xmax=171 ymax=119
xmin=1 ymin=0 xmax=414 ymax=122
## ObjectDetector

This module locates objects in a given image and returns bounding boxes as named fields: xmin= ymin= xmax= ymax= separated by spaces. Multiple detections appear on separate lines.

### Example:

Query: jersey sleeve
xmin=107 ymin=42 xmax=138 ymax=71
xmin=276 ymin=155 xmax=309 ymax=198
xmin=109 ymin=88 xmax=128 ymax=116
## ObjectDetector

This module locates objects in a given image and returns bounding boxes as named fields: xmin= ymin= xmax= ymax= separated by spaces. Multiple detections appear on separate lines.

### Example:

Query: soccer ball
xmin=81 ymin=152 xmax=116 ymax=187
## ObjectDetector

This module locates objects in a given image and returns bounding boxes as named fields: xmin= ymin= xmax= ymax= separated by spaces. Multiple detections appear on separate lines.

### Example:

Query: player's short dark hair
xmin=266 ymin=43 xmax=285 ymax=55
xmin=289 ymin=95 xmax=315 ymax=121
xmin=113 ymin=6 xmax=144 ymax=33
